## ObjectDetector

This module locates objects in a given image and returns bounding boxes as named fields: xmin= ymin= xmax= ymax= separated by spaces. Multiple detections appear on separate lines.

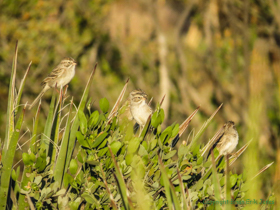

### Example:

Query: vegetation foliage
xmin=0 ymin=0 xmax=280 ymax=209
xmin=0 ymin=45 xmax=274 ymax=209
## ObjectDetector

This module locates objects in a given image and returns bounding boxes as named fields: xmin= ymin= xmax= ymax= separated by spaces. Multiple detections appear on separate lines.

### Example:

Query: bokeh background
xmin=0 ymin=0 xmax=279 ymax=203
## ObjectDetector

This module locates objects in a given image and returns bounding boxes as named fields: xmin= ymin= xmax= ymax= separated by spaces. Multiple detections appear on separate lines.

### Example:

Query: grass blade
xmin=178 ymin=106 xmax=200 ymax=138
xmin=15 ymin=61 xmax=32 ymax=115
xmin=108 ymin=78 xmax=129 ymax=121
xmin=177 ymin=168 xmax=189 ymax=210
xmin=50 ymin=90 xmax=63 ymax=166
xmin=42 ymin=92 xmax=57 ymax=152
xmin=139 ymin=114 xmax=152 ymax=139
xmin=211 ymin=150 xmax=221 ymax=210
xmin=108 ymin=146 xmax=130 ymax=210
xmin=251 ymin=162 xmax=274 ymax=180
xmin=159 ymin=94 xmax=166 ymax=107
xmin=3 ymin=41 xmax=18 ymax=154
xmin=30 ymin=103 xmax=41 ymax=153
xmin=190 ymin=103 xmax=223 ymax=150
xmin=158 ymin=154 xmax=181 ymax=210
xmin=0 ymin=106 xmax=25 ymax=209
xmin=65 ymin=63 xmax=97 ymax=174
xmin=54 ymin=99 xmax=73 ymax=188
xmin=229 ymin=140 xmax=252 ymax=166
xmin=99 ymin=158 xmax=118 ymax=210
xmin=225 ymin=155 xmax=231 ymax=210
xmin=18 ymin=166 xmax=33 ymax=210
xmin=171 ymin=106 xmax=200 ymax=148
xmin=201 ymin=126 xmax=224 ymax=157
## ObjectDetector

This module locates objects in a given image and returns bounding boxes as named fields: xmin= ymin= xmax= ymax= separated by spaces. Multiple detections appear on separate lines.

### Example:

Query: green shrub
xmin=0 ymin=44 xmax=274 ymax=210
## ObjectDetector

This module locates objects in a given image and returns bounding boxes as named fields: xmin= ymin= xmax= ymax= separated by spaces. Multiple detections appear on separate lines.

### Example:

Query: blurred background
xmin=0 ymin=0 xmax=279 ymax=202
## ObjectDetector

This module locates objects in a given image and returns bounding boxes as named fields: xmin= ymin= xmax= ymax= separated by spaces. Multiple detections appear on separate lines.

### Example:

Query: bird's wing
xmin=41 ymin=67 xmax=66 ymax=86
xmin=216 ymin=137 xmax=225 ymax=149
xmin=213 ymin=132 xmax=225 ymax=149
xmin=216 ymin=135 xmax=233 ymax=150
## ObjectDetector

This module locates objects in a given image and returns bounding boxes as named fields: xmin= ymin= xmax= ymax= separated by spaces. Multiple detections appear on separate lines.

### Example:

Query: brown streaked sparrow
xmin=29 ymin=57 xmax=77 ymax=109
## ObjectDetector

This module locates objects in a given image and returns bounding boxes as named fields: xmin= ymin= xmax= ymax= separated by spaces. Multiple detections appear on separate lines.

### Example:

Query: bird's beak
xmin=73 ymin=62 xmax=77 ymax=65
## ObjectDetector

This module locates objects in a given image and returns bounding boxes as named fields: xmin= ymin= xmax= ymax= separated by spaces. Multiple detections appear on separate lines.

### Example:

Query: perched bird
xmin=129 ymin=89 xmax=152 ymax=131
xmin=215 ymin=121 xmax=239 ymax=155
xmin=29 ymin=57 xmax=77 ymax=109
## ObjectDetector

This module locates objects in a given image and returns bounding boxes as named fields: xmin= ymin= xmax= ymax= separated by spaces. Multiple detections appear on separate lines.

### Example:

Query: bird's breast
xmin=57 ymin=66 xmax=76 ymax=87
xmin=131 ymin=104 xmax=152 ymax=126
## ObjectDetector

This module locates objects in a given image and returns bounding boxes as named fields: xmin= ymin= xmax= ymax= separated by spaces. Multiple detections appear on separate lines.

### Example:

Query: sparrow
xmin=29 ymin=57 xmax=77 ymax=109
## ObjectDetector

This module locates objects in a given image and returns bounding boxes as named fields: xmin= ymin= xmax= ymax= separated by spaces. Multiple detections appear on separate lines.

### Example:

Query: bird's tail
xmin=29 ymin=86 xmax=49 ymax=110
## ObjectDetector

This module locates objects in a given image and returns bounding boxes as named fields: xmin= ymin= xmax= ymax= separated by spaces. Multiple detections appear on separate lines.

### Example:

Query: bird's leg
xmin=63 ymin=85 xmax=68 ymax=97
xmin=229 ymin=152 xmax=237 ymax=159
xmin=54 ymin=83 xmax=60 ymax=94
xmin=59 ymin=86 xmax=63 ymax=104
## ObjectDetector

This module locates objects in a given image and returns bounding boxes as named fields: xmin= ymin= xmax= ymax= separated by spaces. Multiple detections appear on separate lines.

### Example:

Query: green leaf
xmin=110 ymin=141 xmax=122 ymax=155
xmin=160 ymin=127 xmax=172 ymax=144
xmin=82 ymin=193 xmax=98 ymax=205
xmin=63 ymin=173 xmax=74 ymax=188
xmin=22 ymin=153 xmax=32 ymax=166
xmin=159 ymin=109 xmax=165 ymax=123
xmin=151 ymin=112 xmax=160 ymax=128
xmin=150 ymin=139 xmax=158 ymax=150
xmin=78 ymin=110 xmax=88 ymax=134
xmin=195 ymin=179 xmax=203 ymax=190
xmin=163 ymin=150 xmax=177 ymax=160
xmin=192 ymin=144 xmax=200 ymax=156
xmin=98 ymin=147 xmax=108 ymax=157
xmin=34 ymin=176 xmax=42 ymax=185
xmin=171 ymin=123 xmax=179 ymax=138
xmin=29 ymin=152 xmax=36 ymax=163
xmin=138 ymin=145 xmax=148 ymax=157
xmin=125 ymin=153 xmax=134 ymax=166
xmin=99 ymin=98 xmax=109 ymax=113
xmin=69 ymin=159 xmax=78 ymax=175
xmin=230 ymin=174 xmax=238 ymax=187
xmin=97 ymin=137 xmax=108 ymax=149
xmin=127 ymin=137 xmax=141 ymax=154
xmin=76 ymin=170 xmax=84 ymax=185
xmin=69 ymin=198 xmax=82 ymax=210
xmin=77 ymin=131 xmax=89 ymax=148
xmin=178 ymin=145 xmax=189 ymax=158
xmin=142 ymin=141 xmax=148 ymax=151
xmin=197 ymin=156 xmax=203 ymax=165
xmin=157 ymin=125 xmax=162 ymax=135
xmin=181 ymin=175 xmax=191 ymax=180
xmin=89 ymin=110 xmax=99 ymax=127
xmin=77 ymin=149 xmax=87 ymax=164
xmin=92 ymin=132 xmax=108 ymax=148
xmin=35 ymin=155 xmax=47 ymax=172
xmin=11 ymin=169 xmax=17 ymax=181
xmin=53 ymin=189 xmax=66 ymax=197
